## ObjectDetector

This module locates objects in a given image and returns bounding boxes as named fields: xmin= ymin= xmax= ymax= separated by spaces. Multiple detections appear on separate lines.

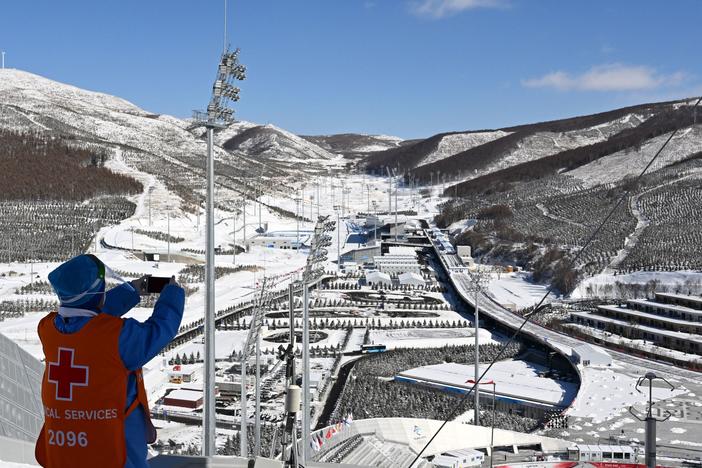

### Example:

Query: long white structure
xmin=396 ymin=360 xmax=578 ymax=410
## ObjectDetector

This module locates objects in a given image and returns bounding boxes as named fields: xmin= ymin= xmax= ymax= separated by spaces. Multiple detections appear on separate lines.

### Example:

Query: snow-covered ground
xmin=567 ymin=363 xmax=688 ymax=423
xmin=487 ymin=271 xmax=558 ymax=309
xmin=369 ymin=327 xmax=498 ymax=350
xmin=1 ymin=100 xmax=700 ymax=458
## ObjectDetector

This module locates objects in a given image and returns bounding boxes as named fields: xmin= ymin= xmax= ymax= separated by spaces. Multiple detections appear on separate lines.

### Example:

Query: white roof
xmin=599 ymin=304 xmax=702 ymax=328
xmin=571 ymin=311 xmax=702 ymax=344
xmin=165 ymin=389 xmax=203 ymax=402
xmin=399 ymin=272 xmax=425 ymax=284
xmin=316 ymin=418 xmax=571 ymax=458
xmin=397 ymin=360 xmax=577 ymax=407
xmin=388 ymin=246 xmax=417 ymax=256
xmin=627 ymin=299 xmax=702 ymax=317
xmin=655 ymin=292 xmax=702 ymax=306
xmin=366 ymin=271 xmax=392 ymax=283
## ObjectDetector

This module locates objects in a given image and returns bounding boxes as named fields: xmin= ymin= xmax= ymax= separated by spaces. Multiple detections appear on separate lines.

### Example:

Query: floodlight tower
xmin=299 ymin=216 xmax=334 ymax=464
xmin=193 ymin=46 xmax=246 ymax=456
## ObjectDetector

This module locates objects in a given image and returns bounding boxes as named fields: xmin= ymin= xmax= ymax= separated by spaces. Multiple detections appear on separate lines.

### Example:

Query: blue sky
xmin=1 ymin=0 xmax=700 ymax=139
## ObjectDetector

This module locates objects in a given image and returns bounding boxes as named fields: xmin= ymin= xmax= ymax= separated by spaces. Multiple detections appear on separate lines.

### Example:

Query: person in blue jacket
xmin=46 ymin=254 xmax=185 ymax=468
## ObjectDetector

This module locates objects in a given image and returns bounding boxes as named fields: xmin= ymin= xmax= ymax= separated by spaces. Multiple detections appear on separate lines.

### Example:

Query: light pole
xmin=372 ymin=200 xmax=378 ymax=243
xmin=148 ymin=187 xmax=153 ymax=227
xmin=464 ymin=269 xmax=489 ymax=426
xmin=333 ymin=206 xmax=341 ymax=272
xmin=394 ymin=171 xmax=398 ymax=242
xmin=193 ymin=46 xmax=246 ymax=457
xmin=466 ymin=379 xmax=496 ymax=465
xmin=386 ymin=167 xmax=392 ymax=216
xmin=295 ymin=197 xmax=301 ymax=250
xmin=167 ymin=212 xmax=171 ymax=262
xmin=232 ymin=210 xmax=237 ymax=265
xmin=629 ymin=373 xmax=675 ymax=468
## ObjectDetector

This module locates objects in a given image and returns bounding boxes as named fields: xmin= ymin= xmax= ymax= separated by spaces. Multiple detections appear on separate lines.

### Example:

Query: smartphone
xmin=145 ymin=276 xmax=171 ymax=294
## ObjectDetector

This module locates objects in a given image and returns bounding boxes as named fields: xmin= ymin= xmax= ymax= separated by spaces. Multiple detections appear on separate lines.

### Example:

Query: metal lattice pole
xmin=240 ymin=278 xmax=270 ymax=457
xmin=301 ymin=283 xmax=310 ymax=462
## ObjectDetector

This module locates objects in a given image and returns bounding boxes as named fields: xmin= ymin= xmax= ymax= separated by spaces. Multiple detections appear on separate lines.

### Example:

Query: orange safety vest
xmin=35 ymin=312 xmax=156 ymax=468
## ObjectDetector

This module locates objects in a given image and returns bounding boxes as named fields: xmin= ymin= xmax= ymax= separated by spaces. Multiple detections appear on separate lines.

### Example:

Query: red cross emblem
xmin=47 ymin=348 xmax=89 ymax=401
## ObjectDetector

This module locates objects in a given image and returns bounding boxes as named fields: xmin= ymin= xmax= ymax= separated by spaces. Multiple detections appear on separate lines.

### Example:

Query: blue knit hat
xmin=48 ymin=254 xmax=106 ymax=307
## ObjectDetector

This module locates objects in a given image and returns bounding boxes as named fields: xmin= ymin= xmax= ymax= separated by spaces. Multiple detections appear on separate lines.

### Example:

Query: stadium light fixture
xmin=192 ymin=45 xmax=246 ymax=458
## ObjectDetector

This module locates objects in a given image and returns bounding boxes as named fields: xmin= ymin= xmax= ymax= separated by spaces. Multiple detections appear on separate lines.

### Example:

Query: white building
xmin=245 ymin=230 xmax=312 ymax=250
xmin=374 ymin=256 xmax=421 ymax=276
xmin=457 ymin=245 xmax=473 ymax=264
xmin=432 ymin=448 xmax=484 ymax=467
xmin=373 ymin=246 xmax=421 ymax=276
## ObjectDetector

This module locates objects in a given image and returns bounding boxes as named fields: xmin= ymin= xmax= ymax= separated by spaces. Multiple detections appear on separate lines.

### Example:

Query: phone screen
xmin=147 ymin=276 xmax=171 ymax=294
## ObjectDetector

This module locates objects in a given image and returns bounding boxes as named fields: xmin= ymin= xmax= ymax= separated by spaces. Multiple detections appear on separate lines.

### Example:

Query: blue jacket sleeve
xmin=118 ymin=284 xmax=185 ymax=371
xmin=102 ymin=282 xmax=141 ymax=317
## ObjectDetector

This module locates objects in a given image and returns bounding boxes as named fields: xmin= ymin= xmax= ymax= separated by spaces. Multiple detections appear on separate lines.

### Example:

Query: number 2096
xmin=48 ymin=430 xmax=88 ymax=447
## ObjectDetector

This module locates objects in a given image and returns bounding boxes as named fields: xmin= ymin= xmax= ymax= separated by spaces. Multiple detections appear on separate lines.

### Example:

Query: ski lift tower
xmin=192 ymin=47 xmax=246 ymax=456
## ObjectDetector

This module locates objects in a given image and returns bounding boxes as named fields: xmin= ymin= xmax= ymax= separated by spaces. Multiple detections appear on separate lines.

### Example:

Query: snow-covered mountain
xmin=415 ymin=130 xmax=511 ymax=168
xmin=221 ymin=124 xmax=338 ymax=163
xmin=363 ymin=101 xmax=683 ymax=188
xmin=301 ymin=133 xmax=405 ymax=156
xmin=0 ymin=69 xmax=346 ymax=208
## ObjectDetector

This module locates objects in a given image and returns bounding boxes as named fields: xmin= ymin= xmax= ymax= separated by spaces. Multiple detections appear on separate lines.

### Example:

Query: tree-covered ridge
xmin=0 ymin=129 xmax=142 ymax=200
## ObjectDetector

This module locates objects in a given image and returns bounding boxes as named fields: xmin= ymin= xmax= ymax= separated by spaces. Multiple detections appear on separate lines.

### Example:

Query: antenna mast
xmin=223 ymin=0 xmax=228 ymax=52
